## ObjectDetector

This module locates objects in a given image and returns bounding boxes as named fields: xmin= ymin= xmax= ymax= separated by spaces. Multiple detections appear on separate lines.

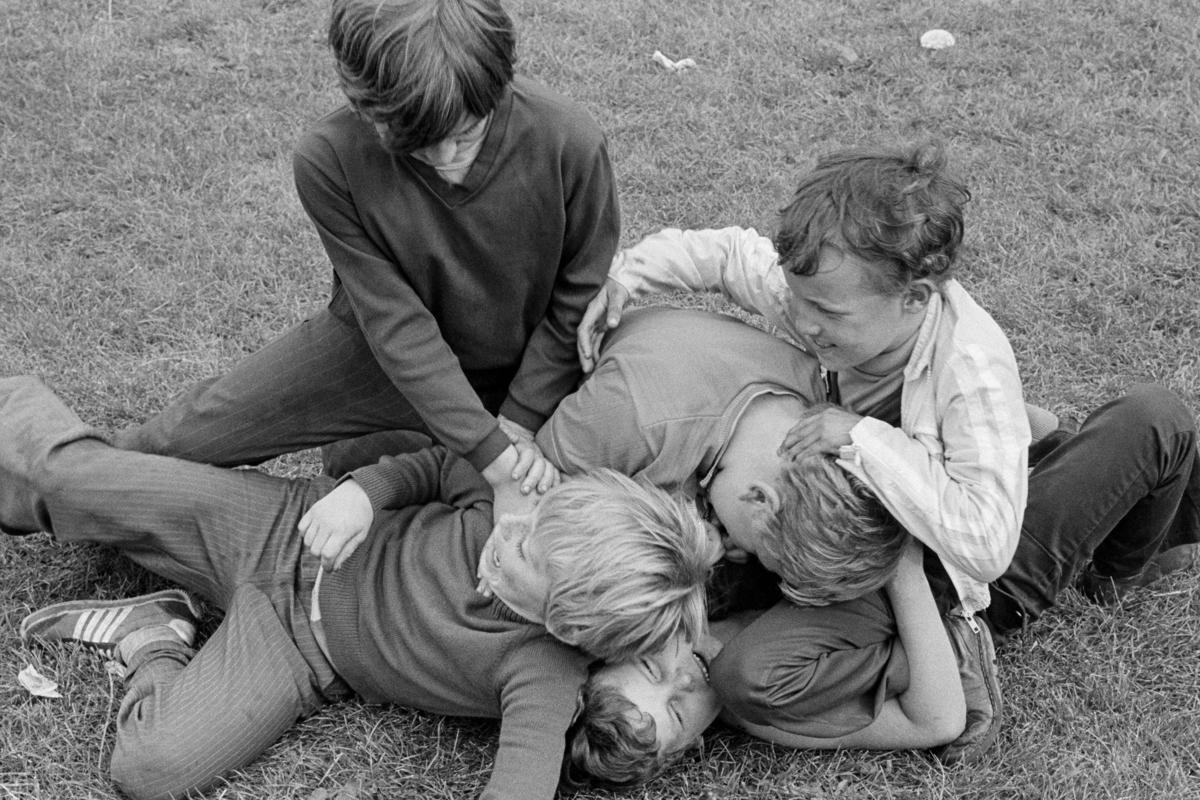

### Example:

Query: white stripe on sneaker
xmin=93 ymin=607 xmax=132 ymax=643
xmin=79 ymin=608 xmax=115 ymax=642
xmin=71 ymin=611 xmax=91 ymax=641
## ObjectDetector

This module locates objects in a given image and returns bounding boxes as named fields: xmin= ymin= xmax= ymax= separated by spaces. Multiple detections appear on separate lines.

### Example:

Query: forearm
xmin=883 ymin=557 xmax=964 ymax=744
xmin=347 ymin=447 xmax=450 ymax=509
xmin=844 ymin=417 xmax=1026 ymax=580
xmin=610 ymin=227 xmax=782 ymax=315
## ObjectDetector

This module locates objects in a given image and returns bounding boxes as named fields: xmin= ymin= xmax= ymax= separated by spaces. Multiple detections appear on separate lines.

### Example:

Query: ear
xmin=492 ymin=512 xmax=534 ymax=540
xmin=738 ymin=481 xmax=782 ymax=515
xmin=902 ymin=278 xmax=937 ymax=312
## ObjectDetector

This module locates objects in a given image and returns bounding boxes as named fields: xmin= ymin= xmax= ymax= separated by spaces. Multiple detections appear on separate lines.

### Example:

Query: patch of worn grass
xmin=3 ymin=0 xmax=1200 ymax=798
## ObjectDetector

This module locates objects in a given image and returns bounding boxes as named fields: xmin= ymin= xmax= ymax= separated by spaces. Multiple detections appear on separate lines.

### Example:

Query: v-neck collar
xmin=402 ymin=85 xmax=513 ymax=206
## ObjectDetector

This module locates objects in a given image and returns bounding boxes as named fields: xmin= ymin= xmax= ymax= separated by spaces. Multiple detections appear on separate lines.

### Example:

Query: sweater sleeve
xmin=498 ymin=137 xmax=619 ymax=433
xmin=482 ymin=639 xmax=587 ymax=800
xmin=293 ymin=142 xmax=510 ymax=472
xmin=348 ymin=446 xmax=490 ymax=512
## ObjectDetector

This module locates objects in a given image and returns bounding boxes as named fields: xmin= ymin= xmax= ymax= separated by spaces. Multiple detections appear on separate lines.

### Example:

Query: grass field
xmin=3 ymin=0 xmax=1200 ymax=798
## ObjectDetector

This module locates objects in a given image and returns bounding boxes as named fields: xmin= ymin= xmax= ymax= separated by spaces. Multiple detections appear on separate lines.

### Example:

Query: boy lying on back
xmin=2 ymin=377 xmax=715 ymax=800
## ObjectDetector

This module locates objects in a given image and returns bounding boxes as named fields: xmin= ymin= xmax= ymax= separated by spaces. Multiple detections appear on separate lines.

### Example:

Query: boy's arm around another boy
xmin=578 ymin=226 xmax=785 ymax=368
xmin=831 ymin=287 xmax=1030 ymax=588
xmin=726 ymin=539 xmax=965 ymax=750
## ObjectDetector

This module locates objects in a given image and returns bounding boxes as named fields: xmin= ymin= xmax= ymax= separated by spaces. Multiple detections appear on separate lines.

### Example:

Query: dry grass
xmin=3 ymin=0 xmax=1200 ymax=798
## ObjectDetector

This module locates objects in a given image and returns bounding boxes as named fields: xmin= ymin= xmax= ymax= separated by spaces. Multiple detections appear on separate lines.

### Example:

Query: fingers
xmin=603 ymin=280 xmax=629 ymax=326
xmin=510 ymin=444 xmax=538 ymax=490
xmin=536 ymin=461 xmax=560 ymax=493
xmin=577 ymin=291 xmax=610 ymax=371
xmin=576 ymin=280 xmax=630 ymax=372
xmin=330 ymin=529 xmax=367 ymax=571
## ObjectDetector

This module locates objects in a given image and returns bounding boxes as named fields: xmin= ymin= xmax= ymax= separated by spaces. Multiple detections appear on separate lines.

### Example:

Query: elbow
xmin=926 ymin=706 xmax=967 ymax=748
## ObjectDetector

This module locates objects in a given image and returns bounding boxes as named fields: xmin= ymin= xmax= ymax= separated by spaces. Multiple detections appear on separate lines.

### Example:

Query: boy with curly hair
xmin=578 ymin=142 xmax=1199 ymax=638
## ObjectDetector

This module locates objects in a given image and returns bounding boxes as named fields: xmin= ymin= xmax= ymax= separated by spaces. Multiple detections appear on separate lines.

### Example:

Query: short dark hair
xmin=774 ymin=142 xmax=971 ymax=295
xmin=329 ymin=0 xmax=515 ymax=153
xmin=563 ymin=678 xmax=670 ymax=788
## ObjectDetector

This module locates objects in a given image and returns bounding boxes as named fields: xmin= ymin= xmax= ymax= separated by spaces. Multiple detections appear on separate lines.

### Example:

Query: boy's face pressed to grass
xmin=591 ymin=631 xmax=724 ymax=756
xmin=785 ymin=245 xmax=930 ymax=374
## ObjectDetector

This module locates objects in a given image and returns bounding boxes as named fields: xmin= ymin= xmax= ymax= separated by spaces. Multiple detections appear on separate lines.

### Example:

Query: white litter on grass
xmin=920 ymin=29 xmax=956 ymax=50
xmin=18 ymin=664 xmax=62 ymax=699
xmin=652 ymin=50 xmax=697 ymax=72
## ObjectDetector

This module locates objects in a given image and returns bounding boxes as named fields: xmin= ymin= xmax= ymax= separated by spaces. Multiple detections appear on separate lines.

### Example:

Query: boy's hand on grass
xmin=497 ymin=415 xmax=560 ymax=494
xmin=780 ymin=406 xmax=862 ymax=457
xmin=299 ymin=479 xmax=374 ymax=571
xmin=576 ymin=278 xmax=630 ymax=373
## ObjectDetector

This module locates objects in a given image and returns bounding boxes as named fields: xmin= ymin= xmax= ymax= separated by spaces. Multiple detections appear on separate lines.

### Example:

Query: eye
xmin=640 ymin=658 xmax=659 ymax=680
xmin=516 ymin=539 xmax=526 ymax=559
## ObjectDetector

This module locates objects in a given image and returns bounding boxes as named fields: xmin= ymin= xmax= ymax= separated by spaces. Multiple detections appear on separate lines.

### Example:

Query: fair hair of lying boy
xmin=694 ymin=395 xmax=906 ymax=607
xmin=565 ymin=538 xmax=964 ymax=787
xmin=2 ymin=376 xmax=718 ymax=800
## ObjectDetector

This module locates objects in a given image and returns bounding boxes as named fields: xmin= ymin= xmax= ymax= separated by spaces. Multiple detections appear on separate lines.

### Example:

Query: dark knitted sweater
xmin=293 ymin=77 xmax=619 ymax=470
xmin=320 ymin=448 xmax=590 ymax=800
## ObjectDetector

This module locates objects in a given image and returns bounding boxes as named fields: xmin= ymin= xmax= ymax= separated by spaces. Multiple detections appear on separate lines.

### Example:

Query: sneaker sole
xmin=19 ymin=589 xmax=201 ymax=648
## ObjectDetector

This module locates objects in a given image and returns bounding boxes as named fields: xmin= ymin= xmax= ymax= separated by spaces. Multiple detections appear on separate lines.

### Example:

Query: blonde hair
xmin=329 ymin=0 xmax=515 ymax=153
xmin=759 ymin=447 xmax=906 ymax=606
xmin=533 ymin=470 xmax=719 ymax=661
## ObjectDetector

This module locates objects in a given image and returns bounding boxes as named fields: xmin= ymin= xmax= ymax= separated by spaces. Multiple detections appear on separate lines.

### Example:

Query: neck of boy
xmin=854 ymin=314 xmax=925 ymax=377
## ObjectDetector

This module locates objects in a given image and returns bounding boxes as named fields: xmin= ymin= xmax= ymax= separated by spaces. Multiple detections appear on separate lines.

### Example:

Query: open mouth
xmin=693 ymin=651 xmax=711 ymax=684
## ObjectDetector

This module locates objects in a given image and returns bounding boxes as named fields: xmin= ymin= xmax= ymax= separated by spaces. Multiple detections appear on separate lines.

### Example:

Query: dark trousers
xmin=986 ymin=384 xmax=1200 ymax=634
xmin=1 ymin=377 xmax=347 ymax=800
xmin=112 ymin=306 xmax=506 ymax=476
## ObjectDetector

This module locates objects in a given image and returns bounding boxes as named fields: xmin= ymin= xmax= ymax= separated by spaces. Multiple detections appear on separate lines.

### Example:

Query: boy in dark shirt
xmin=2 ymin=377 xmax=713 ymax=800
xmin=115 ymin=0 xmax=619 ymax=518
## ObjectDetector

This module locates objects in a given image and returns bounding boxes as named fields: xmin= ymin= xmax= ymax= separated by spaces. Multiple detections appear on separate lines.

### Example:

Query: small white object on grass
xmin=651 ymin=50 xmax=697 ymax=72
xmin=920 ymin=29 xmax=956 ymax=50
xmin=18 ymin=664 xmax=63 ymax=699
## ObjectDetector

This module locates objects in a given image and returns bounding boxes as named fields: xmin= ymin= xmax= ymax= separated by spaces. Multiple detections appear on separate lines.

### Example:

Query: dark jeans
xmin=111 ymin=306 xmax=507 ymax=476
xmin=0 ymin=377 xmax=349 ymax=800
xmin=985 ymin=384 xmax=1200 ymax=634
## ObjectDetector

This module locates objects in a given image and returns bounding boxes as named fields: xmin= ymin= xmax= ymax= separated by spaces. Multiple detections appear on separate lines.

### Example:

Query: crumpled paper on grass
xmin=652 ymin=50 xmax=696 ymax=72
xmin=18 ymin=664 xmax=62 ymax=699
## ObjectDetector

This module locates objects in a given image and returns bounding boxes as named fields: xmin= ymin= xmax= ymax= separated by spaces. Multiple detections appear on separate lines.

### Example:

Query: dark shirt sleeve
xmin=710 ymin=591 xmax=910 ymax=737
xmin=498 ymin=137 xmax=619 ymax=433
xmin=349 ymin=446 xmax=490 ymax=511
xmin=484 ymin=639 xmax=588 ymax=800
xmin=293 ymin=143 xmax=511 ymax=471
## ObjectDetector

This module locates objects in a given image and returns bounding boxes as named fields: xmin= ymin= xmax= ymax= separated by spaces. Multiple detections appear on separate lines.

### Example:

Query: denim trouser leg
xmin=986 ymin=384 xmax=1199 ymax=634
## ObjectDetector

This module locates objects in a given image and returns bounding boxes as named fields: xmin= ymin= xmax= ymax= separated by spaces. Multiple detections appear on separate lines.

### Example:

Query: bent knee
xmin=110 ymin=735 xmax=217 ymax=800
xmin=1113 ymin=384 xmax=1192 ymax=433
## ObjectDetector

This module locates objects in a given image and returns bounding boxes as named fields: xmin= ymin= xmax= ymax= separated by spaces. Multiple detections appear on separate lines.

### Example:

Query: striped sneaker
xmin=20 ymin=589 xmax=199 ymax=655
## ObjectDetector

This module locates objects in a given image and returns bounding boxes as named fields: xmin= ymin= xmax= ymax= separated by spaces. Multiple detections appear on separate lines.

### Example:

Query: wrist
xmin=481 ymin=445 xmax=519 ymax=485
